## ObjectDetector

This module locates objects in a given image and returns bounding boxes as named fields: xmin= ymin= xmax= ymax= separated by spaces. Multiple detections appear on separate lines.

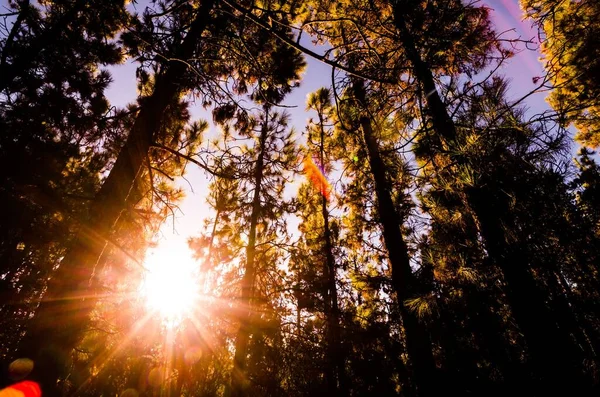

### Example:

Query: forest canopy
xmin=1 ymin=0 xmax=600 ymax=396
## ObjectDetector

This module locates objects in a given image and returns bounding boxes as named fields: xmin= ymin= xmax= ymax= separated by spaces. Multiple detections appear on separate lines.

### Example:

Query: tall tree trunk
xmin=229 ymin=109 xmax=269 ymax=397
xmin=391 ymin=6 xmax=456 ymax=143
xmin=19 ymin=1 xmax=216 ymax=393
xmin=317 ymin=114 xmax=347 ymax=394
xmin=391 ymin=6 xmax=588 ymax=391
xmin=352 ymin=81 xmax=438 ymax=397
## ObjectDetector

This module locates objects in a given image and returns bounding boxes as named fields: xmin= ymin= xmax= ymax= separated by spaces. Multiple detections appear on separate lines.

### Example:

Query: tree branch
xmin=222 ymin=0 xmax=397 ymax=84
xmin=150 ymin=142 xmax=237 ymax=179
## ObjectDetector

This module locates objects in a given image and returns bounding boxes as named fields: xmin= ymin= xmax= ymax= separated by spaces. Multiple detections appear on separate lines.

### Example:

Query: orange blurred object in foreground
xmin=0 ymin=381 xmax=41 ymax=397
xmin=303 ymin=157 xmax=331 ymax=200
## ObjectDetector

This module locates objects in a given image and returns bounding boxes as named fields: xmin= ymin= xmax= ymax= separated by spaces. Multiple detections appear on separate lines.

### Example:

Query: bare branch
xmin=222 ymin=0 xmax=397 ymax=85
xmin=150 ymin=142 xmax=237 ymax=179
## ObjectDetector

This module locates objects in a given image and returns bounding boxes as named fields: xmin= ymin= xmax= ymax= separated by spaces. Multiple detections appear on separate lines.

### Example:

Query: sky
xmin=0 ymin=0 xmax=553 ymax=272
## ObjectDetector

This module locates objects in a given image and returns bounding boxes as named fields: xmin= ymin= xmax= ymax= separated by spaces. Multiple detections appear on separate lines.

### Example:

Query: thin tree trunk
xmin=555 ymin=270 xmax=599 ymax=356
xmin=296 ymin=301 xmax=301 ymax=335
xmin=19 ymin=1 xmax=217 ymax=393
xmin=319 ymin=180 xmax=334 ymax=394
xmin=317 ymin=114 xmax=347 ymax=394
xmin=549 ymin=270 xmax=594 ymax=355
xmin=230 ymin=108 xmax=269 ymax=397
xmin=352 ymin=80 xmax=438 ymax=397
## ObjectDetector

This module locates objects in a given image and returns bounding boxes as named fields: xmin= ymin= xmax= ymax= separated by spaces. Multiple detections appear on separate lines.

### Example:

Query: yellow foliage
xmin=405 ymin=295 xmax=437 ymax=319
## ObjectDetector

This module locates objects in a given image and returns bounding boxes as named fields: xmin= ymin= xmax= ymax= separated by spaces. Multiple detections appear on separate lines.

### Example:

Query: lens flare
xmin=0 ymin=381 xmax=41 ymax=397
xmin=303 ymin=156 xmax=331 ymax=200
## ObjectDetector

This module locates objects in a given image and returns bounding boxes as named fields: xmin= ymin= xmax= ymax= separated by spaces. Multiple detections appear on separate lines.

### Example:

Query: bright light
xmin=140 ymin=240 xmax=200 ymax=325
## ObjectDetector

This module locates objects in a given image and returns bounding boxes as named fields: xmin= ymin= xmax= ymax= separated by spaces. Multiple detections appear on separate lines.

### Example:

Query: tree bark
xmin=19 ymin=1 xmax=217 ymax=394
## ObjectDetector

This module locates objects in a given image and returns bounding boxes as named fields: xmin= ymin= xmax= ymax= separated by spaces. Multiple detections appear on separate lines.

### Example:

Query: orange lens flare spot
xmin=184 ymin=346 xmax=203 ymax=365
xmin=120 ymin=388 xmax=139 ymax=397
xmin=0 ymin=381 xmax=41 ymax=397
xmin=8 ymin=359 xmax=34 ymax=381
xmin=303 ymin=157 xmax=331 ymax=200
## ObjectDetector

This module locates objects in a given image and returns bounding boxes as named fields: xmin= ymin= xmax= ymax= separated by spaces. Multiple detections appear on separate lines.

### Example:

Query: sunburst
xmin=139 ymin=240 xmax=200 ymax=326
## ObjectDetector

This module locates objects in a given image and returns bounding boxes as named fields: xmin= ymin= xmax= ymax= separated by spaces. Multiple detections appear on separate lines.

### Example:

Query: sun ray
xmin=75 ymin=310 xmax=155 ymax=395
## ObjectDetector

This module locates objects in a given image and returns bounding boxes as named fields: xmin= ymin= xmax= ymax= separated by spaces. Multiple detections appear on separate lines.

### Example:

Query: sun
xmin=140 ymin=240 xmax=200 ymax=325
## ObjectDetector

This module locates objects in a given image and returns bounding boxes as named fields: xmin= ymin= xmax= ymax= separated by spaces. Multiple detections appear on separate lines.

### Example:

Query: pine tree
xmin=522 ymin=0 xmax=600 ymax=147
xmin=380 ymin=1 xmax=593 ymax=391
xmin=349 ymin=81 xmax=440 ymax=397
xmin=291 ymin=88 xmax=347 ymax=394
xmin=65 ymin=99 xmax=207 ymax=395
xmin=17 ymin=0 xmax=306 ymax=392
xmin=574 ymin=149 xmax=600 ymax=231
xmin=189 ymin=106 xmax=302 ymax=395
xmin=0 ymin=0 xmax=130 ymax=388
xmin=416 ymin=75 xmax=597 ymax=393
xmin=290 ymin=0 xmax=599 ymax=392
